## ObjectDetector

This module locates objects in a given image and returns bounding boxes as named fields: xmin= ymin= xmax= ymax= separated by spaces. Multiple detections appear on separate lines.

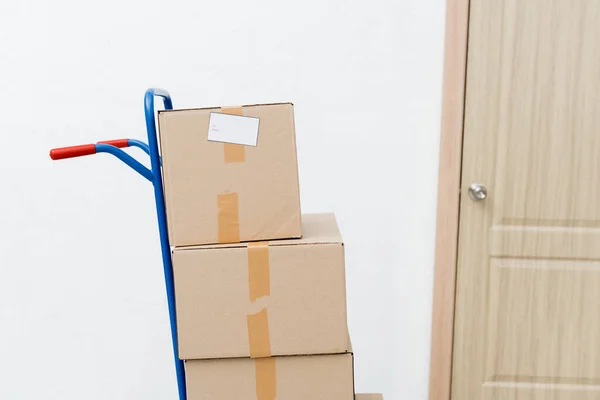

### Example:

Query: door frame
xmin=428 ymin=0 xmax=470 ymax=399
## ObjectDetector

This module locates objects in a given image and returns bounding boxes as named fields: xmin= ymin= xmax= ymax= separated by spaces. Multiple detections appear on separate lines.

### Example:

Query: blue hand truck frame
xmin=49 ymin=88 xmax=187 ymax=400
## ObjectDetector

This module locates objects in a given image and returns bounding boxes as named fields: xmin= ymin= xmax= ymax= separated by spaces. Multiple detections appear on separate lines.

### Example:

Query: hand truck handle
xmin=50 ymin=139 xmax=130 ymax=160
xmin=49 ymin=144 xmax=97 ymax=160
xmin=50 ymin=139 xmax=152 ymax=161
xmin=49 ymin=89 xmax=184 ymax=400
xmin=97 ymin=139 xmax=130 ymax=148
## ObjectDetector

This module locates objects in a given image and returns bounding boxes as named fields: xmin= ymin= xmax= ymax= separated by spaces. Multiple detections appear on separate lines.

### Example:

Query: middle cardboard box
xmin=172 ymin=213 xmax=350 ymax=360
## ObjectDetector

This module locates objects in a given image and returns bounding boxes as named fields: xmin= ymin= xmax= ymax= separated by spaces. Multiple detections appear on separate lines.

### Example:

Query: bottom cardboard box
xmin=356 ymin=394 xmax=383 ymax=400
xmin=185 ymin=353 xmax=354 ymax=400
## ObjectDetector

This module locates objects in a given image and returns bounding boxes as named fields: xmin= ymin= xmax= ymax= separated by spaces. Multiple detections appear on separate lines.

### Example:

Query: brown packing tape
xmin=246 ymin=241 xmax=272 ymax=358
xmin=247 ymin=241 xmax=271 ymax=302
xmin=221 ymin=105 xmax=244 ymax=115
xmin=247 ymin=307 xmax=271 ymax=358
xmin=254 ymin=357 xmax=276 ymax=400
xmin=224 ymin=142 xmax=245 ymax=163
xmin=220 ymin=106 xmax=246 ymax=163
xmin=355 ymin=395 xmax=384 ymax=400
xmin=217 ymin=192 xmax=240 ymax=243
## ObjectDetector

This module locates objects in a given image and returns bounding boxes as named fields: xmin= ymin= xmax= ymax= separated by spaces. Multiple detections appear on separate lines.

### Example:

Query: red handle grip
xmin=49 ymin=144 xmax=96 ymax=160
xmin=50 ymin=139 xmax=131 ymax=160
xmin=97 ymin=139 xmax=129 ymax=148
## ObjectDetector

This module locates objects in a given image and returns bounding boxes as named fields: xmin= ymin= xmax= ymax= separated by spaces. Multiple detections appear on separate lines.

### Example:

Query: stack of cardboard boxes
xmin=157 ymin=102 xmax=382 ymax=400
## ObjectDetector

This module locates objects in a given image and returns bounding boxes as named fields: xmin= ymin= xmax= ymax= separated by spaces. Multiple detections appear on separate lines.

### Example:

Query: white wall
xmin=0 ymin=1 xmax=445 ymax=399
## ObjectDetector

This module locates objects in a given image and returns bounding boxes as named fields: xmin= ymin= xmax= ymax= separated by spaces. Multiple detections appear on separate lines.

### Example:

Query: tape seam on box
xmin=248 ymin=241 xmax=271 ymax=302
xmin=254 ymin=357 xmax=276 ymax=400
xmin=246 ymin=241 xmax=272 ymax=358
xmin=221 ymin=106 xmax=246 ymax=163
xmin=247 ymin=308 xmax=271 ymax=358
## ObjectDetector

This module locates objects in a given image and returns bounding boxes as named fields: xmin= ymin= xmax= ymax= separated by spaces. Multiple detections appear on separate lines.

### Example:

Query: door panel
xmin=452 ymin=0 xmax=600 ymax=399
xmin=486 ymin=259 xmax=600 ymax=381
xmin=481 ymin=384 xmax=600 ymax=400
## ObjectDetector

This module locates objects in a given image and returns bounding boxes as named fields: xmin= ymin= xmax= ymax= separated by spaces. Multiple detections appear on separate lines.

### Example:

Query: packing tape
xmin=246 ymin=241 xmax=272 ymax=358
xmin=247 ymin=305 xmax=271 ymax=358
xmin=254 ymin=357 xmax=276 ymax=400
xmin=217 ymin=192 xmax=240 ymax=243
xmin=248 ymin=241 xmax=271 ymax=302
xmin=220 ymin=106 xmax=246 ymax=163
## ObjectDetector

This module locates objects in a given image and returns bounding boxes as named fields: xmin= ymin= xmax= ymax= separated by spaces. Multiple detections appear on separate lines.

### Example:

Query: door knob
xmin=468 ymin=183 xmax=487 ymax=201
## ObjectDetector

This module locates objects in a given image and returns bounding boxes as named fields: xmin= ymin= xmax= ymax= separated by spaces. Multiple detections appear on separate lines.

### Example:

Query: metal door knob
xmin=468 ymin=183 xmax=487 ymax=201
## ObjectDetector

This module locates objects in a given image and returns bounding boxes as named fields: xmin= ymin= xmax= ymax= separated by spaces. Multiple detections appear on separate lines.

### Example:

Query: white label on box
xmin=207 ymin=112 xmax=260 ymax=146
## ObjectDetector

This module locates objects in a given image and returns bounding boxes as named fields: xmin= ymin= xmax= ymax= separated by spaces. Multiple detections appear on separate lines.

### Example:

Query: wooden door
xmin=451 ymin=0 xmax=600 ymax=399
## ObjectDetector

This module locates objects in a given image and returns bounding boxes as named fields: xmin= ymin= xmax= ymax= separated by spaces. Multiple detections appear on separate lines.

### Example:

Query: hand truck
xmin=49 ymin=88 xmax=187 ymax=400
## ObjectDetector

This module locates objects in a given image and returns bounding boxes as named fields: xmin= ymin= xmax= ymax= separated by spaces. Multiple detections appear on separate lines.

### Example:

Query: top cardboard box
xmin=158 ymin=103 xmax=302 ymax=247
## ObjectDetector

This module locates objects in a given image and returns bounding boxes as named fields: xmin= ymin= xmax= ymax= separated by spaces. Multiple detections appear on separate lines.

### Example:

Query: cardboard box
xmin=173 ymin=213 xmax=350 ymax=360
xmin=185 ymin=353 xmax=354 ymax=400
xmin=355 ymin=395 xmax=383 ymax=400
xmin=158 ymin=103 xmax=302 ymax=247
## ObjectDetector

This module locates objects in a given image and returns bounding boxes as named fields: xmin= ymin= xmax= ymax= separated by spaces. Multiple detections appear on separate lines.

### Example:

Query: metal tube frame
xmin=49 ymin=88 xmax=186 ymax=400
xmin=143 ymin=89 xmax=187 ymax=400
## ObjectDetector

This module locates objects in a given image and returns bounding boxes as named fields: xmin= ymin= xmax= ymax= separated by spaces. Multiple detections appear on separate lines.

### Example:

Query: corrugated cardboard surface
xmin=158 ymin=103 xmax=302 ymax=247
xmin=355 ymin=394 xmax=383 ymax=400
xmin=185 ymin=353 xmax=354 ymax=400
xmin=173 ymin=213 xmax=350 ymax=360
